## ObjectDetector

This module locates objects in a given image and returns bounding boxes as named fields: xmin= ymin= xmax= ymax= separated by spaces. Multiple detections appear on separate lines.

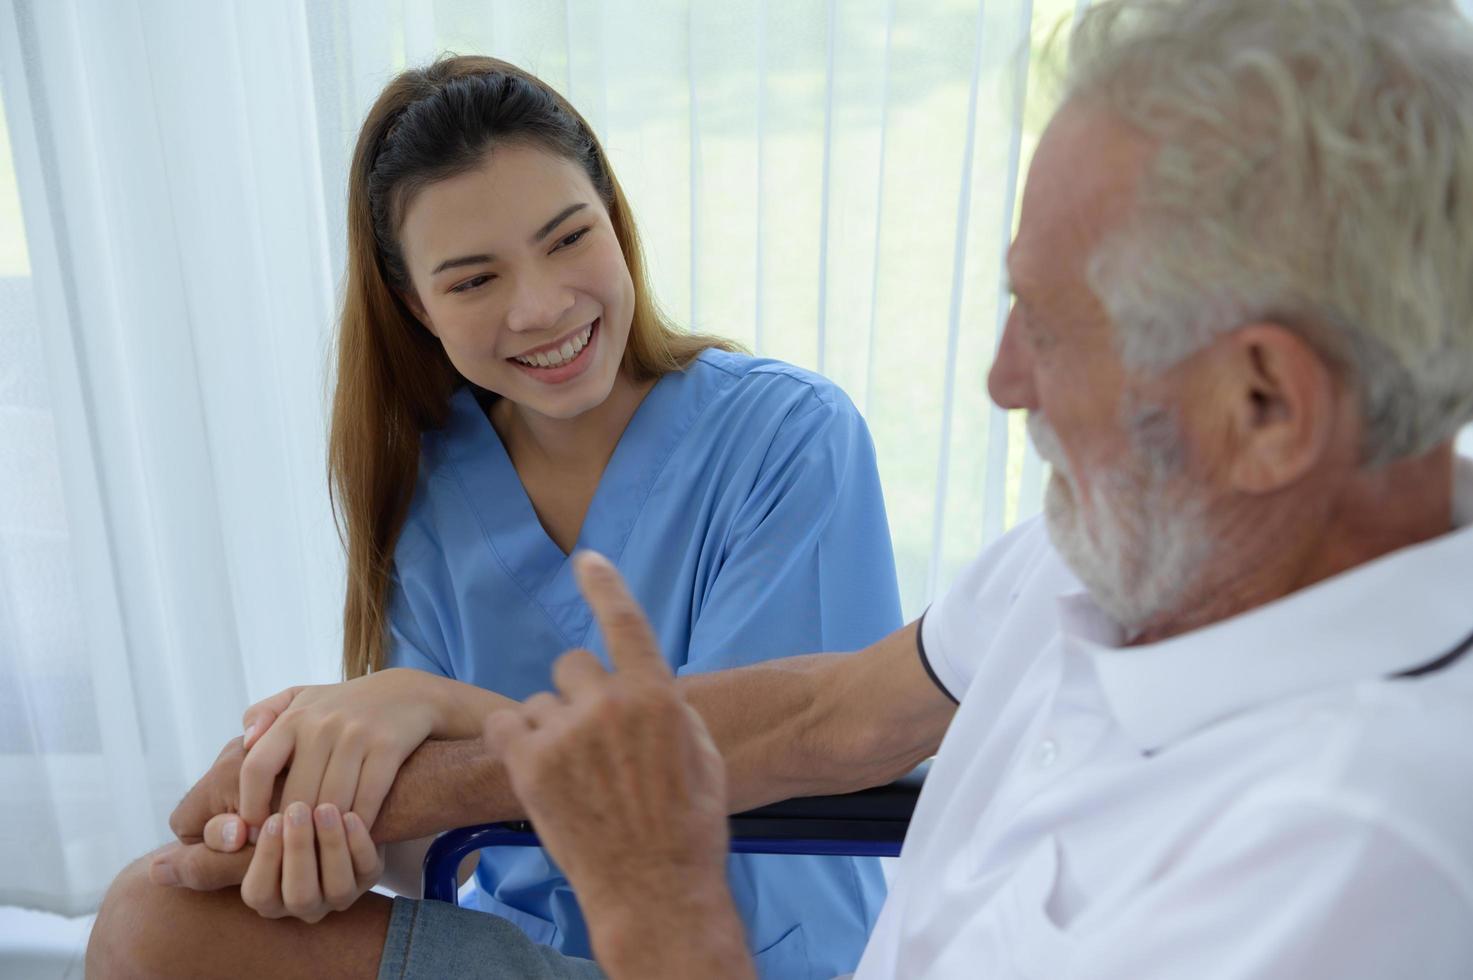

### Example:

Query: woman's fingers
xmin=242 ymin=686 xmax=304 ymax=751
xmin=344 ymin=811 xmax=385 ymax=889
xmin=202 ymin=812 xmax=247 ymax=853
xmin=313 ymin=804 xmax=358 ymax=911
xmin=277 ymin=736 xmax=333 ymax=817
xmin=347 ymin=753 xmax=399 ymax=834
xmin=239 ymin=813 xmax=285 ymax=917
xmin=235 ymin=671 xmax=441 ymax=839
xmin=234 ymin=804 xmax=377 ymax=921
xmin=238 ymin=723 xmax=301 ymax=827
xmin=317 ymin=741 xmax=367 ymax=815
xmin=279 ymin=802 xmax=324 ymax=922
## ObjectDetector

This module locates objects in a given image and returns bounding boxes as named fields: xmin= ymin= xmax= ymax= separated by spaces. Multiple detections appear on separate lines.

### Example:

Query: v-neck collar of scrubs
xmin=439 ymin=362 xmax=724 ymax=644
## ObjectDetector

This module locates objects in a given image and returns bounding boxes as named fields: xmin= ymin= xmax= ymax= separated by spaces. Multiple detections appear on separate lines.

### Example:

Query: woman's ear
xmin=1217 ymin=323 xmax=1345 ymax=494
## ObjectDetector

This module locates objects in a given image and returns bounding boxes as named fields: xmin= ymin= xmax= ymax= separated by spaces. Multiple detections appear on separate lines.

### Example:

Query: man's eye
xmin=451 ymin=275 xmax=493 ymax=294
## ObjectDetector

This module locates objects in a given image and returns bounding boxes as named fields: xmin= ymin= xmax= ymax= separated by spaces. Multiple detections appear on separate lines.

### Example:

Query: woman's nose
xmin=505 ymin=270 xmax=575 ymax=334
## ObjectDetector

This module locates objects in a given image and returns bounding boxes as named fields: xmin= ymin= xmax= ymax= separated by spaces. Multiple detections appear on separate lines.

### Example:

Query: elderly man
xmin=90 ymin=0 xmax=1473 ymax=976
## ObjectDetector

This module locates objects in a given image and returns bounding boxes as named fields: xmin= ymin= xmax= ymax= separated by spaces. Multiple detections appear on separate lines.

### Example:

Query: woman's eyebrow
xmin=531 ymin=202 xmax=587 ymax=244
xmin=429 ymin=202 xmax=589 ymax=276
xmin=431 ymin=253 xmax=493 ymax=276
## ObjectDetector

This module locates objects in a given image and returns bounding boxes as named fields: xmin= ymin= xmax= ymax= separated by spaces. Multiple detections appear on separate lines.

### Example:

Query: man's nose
xmin=987 ymin=306 xmax=1038 ymax=412
xmin=505 ymin=269 xmax=575 ymax=334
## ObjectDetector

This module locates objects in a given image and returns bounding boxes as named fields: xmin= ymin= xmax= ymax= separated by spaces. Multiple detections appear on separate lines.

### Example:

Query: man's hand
xmin=151 ymin=734 xmax=282 ymax=890
xmin=484 ymin=552 xmax=754 ymax=980
xmin=168 ymin=737 xmax=254 ymax=845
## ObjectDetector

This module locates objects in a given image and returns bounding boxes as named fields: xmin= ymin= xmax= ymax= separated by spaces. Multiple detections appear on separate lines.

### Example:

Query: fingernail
xmin=248 ymin=824 xmax=260 ymax=844
xmin=264 ymin=813 xmax=283 ymax=837
xmin=315 ymin=804 xmax=339 ymax=829
xmin=243 ymin=724 xmax=256 ymax=747
xmin=221 ymin=818 xmax=239 ymax=849
xmin=343 ymin=811 xmax=362 ymax=834
xmin=287 ymin=802 xmax=309 ymax=827
xmin=151 ymin=861 xmax=178 ymax=887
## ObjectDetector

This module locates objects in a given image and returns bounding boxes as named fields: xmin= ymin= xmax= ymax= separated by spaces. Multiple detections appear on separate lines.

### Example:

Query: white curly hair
xmin=1068 ymin=0 xmax=1473 ymax=464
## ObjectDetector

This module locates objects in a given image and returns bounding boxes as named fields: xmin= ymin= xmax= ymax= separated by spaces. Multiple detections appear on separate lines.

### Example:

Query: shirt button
xmin=1035 ymin=738 xmax=1059 ymax=769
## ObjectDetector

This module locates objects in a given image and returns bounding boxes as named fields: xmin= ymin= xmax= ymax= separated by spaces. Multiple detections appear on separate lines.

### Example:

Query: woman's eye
xmin=450 ymin=274 xmax=493 ymax=294
xmin=553 ymin=228 xmax=589 ymax=252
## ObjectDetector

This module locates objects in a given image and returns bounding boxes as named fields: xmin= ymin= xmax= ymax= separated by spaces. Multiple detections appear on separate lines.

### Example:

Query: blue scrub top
xmin=386 ymin=349 xmax=902 ymax=979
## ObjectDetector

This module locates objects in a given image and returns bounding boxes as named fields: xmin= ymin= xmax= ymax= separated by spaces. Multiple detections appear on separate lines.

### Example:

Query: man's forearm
xmin=370 ymin=659 xmax=870 ymax=844
xmin=679 ymin=624 xmax=951 ymax=812
xmin=371 ymin=737 xmax=523 ymax=842
xmin=369 ymin=676 xmax=839 ymax=845
xmin=375 ymin=626 xmax=946 ymax=840
xmin=679 ymin=653 xmax=917 ymax=812
xmin=678 ymin=655 xmax=850 ymax=812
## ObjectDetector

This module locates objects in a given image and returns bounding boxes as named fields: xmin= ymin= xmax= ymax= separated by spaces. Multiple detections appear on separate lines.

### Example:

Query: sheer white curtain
xmin=4 ymin=0 xmax=1473 ymax=922
xmin=1 ymin=0 xmax=348 ymax=914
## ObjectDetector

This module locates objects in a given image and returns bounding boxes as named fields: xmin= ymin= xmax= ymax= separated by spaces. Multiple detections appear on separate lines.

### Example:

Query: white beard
xmin=1027 ymin=409 xmax=1210 ymax=637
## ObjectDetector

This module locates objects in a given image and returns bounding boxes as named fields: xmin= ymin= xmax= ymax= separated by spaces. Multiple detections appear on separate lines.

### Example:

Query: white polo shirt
xmin=855 ymin=457 xmax=1473 ymax=979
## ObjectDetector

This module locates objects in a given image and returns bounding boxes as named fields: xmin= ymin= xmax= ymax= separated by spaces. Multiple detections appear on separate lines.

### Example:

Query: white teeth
xmin=514 ymin=322 xmax=595 ymax=368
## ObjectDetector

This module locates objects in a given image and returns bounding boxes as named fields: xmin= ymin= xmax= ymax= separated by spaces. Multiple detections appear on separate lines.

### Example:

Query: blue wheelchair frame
xmin=422 ymin=762 xmax=928 ymax=904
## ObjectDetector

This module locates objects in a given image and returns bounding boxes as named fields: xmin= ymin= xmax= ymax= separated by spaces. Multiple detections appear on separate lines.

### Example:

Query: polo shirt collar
xmin=1077 ymin=455 xmax=1473 ymax=753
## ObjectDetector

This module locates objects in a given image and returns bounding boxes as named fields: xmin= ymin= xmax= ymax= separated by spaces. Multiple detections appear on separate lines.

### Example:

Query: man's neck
xmin=1132 ymin=445 xmax=1455 ymax=646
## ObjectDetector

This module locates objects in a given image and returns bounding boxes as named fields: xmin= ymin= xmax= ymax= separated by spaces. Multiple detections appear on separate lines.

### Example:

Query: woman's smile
xmin=507 ymin=317 xmax=600 ymax=384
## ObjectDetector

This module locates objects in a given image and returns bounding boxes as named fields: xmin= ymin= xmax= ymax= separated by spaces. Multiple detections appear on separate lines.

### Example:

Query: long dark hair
xmin=331 ymin=55 xmax=737 ymax=677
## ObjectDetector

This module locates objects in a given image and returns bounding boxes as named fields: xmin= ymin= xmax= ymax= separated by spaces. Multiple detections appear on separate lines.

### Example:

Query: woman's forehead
xmin=399 ymin=145 xmax=599 ymax=263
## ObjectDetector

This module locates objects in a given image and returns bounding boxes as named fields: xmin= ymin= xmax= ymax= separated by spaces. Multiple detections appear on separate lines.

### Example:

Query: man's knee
xmin=86 ymin=854 xmax=181 ymax=980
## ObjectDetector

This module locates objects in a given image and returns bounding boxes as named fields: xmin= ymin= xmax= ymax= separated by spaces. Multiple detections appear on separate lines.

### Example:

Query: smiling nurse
xmin=206 ymin=56 xmax=899 ymax=978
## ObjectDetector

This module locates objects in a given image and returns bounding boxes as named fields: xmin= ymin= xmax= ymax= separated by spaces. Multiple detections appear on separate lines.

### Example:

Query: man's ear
xmin=398 ymin=288 xmax=436 ymax=337
xmin=1216 ymin=322 xmax=1344 ymax=494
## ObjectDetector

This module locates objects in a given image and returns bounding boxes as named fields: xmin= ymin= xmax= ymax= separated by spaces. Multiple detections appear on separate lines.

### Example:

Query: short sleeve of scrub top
xmin=384 ymin=349 xmax=901 ymax=980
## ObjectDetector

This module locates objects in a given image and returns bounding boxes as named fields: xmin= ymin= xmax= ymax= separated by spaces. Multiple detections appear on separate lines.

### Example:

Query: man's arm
xmin=376 ymin=620 xmax=956 ymax=829
xmin=684 ymin=620 xmax=957 ymax=812
xmin=377 ymin=624 xmax=955 ymax=829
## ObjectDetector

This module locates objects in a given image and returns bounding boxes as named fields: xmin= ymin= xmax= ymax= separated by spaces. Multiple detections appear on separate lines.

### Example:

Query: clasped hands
xmin=148 ymin=670 xmax=426 ymax=922
xmin=152 ymin=552 xmax=734 ymax=946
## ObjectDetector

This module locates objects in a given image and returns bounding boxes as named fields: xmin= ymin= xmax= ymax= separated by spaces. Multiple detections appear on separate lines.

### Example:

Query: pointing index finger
xmin=572 ymin=551 xmax=670 ymax=681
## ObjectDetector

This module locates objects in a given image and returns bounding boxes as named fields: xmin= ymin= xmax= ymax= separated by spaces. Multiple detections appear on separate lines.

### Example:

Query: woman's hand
xmin=237 ymin=669 xmax=449 ymax=832
xmin=238 ymin=802 xmax=384 ymax=923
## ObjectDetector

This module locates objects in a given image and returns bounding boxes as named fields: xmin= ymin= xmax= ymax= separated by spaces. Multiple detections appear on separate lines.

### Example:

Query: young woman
xmin=225 ymin=56 xmax=901 ymax=978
